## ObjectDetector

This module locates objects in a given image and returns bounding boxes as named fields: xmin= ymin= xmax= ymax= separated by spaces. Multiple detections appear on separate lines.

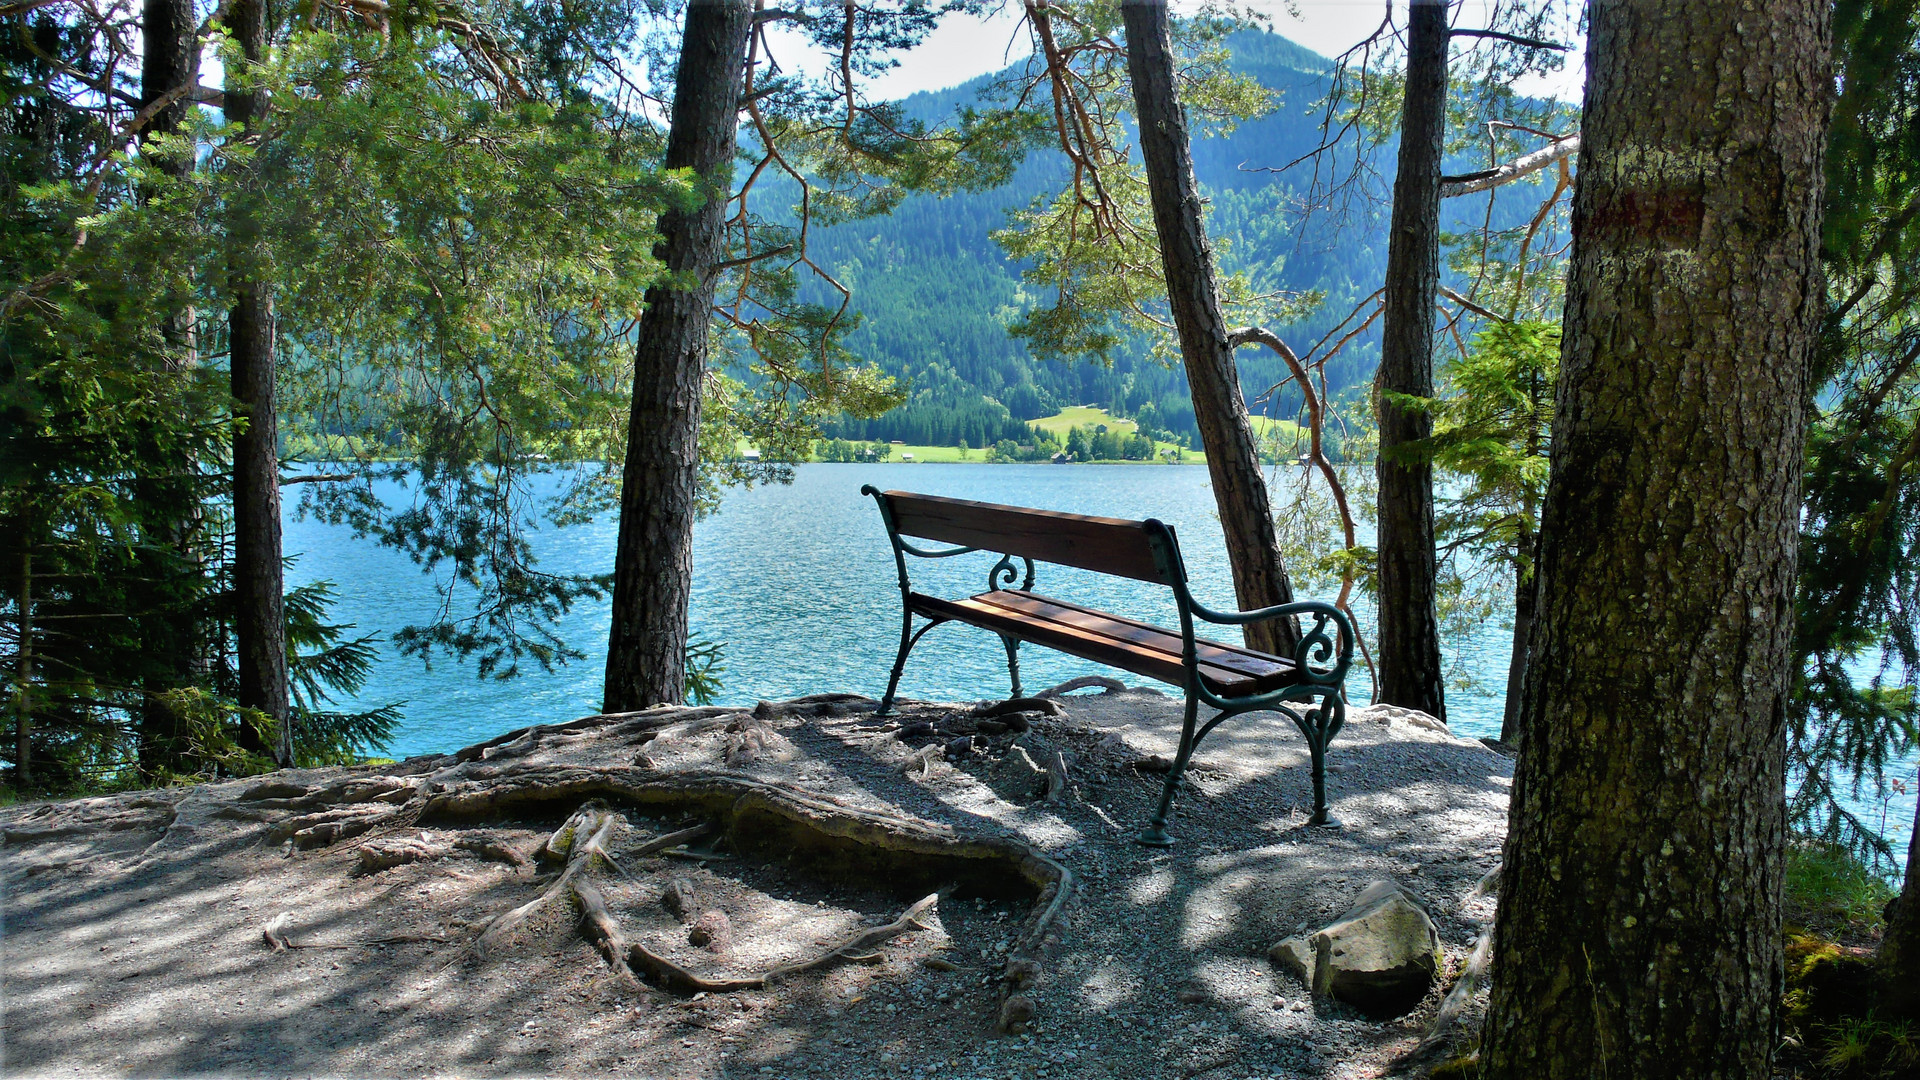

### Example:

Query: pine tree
xmin=1479 ymin=0 xmax=1830 ymax=1072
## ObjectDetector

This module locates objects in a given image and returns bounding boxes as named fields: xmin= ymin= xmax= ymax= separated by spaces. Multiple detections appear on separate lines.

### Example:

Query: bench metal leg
xmin=999 ymin=634 xmax=1022 ymax=699
xmin=1302 ymin=692 xmax=1342 ymax=827
xmin=877 ymin=614 xmax=947 ymax=717
xmin=1138 ymin=692 xmax=1202 ymax=847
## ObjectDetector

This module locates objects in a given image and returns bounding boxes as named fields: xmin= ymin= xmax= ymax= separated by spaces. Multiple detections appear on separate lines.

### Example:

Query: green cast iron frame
xmin=862 ymin=485 xmax=1355 ymax=846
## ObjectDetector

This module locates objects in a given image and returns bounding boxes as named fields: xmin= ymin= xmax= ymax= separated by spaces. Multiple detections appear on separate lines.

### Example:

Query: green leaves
xmin=985 ymin=1 xmax=1290 ymax=365
xmin=1791 ymin=0 xmax=1920 ymax=864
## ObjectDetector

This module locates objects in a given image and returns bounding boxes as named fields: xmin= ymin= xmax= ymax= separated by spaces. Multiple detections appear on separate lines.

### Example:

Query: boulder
xmin=1358 ymin=703 xmax=1452 ymax=735
xmin=1268 ymin=935 xmax=1317 ymax=985
xmin=1271 ymin=878 xmax=1442 ymax=1017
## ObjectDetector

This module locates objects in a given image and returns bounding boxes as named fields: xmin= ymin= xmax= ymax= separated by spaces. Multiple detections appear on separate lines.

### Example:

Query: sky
xmin=766 ymin=0 xmax=1588 ymax=105
xmin=186 ymin=2 xmax=1586 ymax=107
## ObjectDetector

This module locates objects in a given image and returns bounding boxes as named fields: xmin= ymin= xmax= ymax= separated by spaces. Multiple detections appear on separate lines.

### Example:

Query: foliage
xmin=1789 ymin=0 xmax=1920 ymax=865
xmin=1397 ymin=319 xmax=1556 ymax=623
xmin=259 ymin=19 xmax=681 ymax=679
xmin=281 ymin=580 xmax=400 ymax=767
xmin=1 ymin=0 xmax=236 ymax=785
xmin=1776 ymin=834 xmax=1913 ymax=1080
xmin=683 ymin=634 xmax=724 ymax=707
xmin=1786 ymin=838 xmax=1901 ymax=938
xmin=1782 ymin=919 xmax=1919 ymax=1079
xmin=811 ymin=438 xmax=894 ymax=462
xmin=986 ymin=436 xmax=1064 ymax=463
xmin=985 ymin=2 xmax=1316 ymax=365
xmin=1061 ymin=423 xmax=1155 ymax=461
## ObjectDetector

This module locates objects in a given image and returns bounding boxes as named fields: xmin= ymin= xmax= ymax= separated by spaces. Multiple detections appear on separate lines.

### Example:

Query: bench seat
xmin=908 ymin=590 xmax=1298 ymax=698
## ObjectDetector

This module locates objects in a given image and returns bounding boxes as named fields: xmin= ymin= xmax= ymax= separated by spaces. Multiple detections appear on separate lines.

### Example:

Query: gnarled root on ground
xmin=466 ymin=807 xmax=616 ymax=958
xmin=417 ymin=769 xmax=1072 ymax=1033
xmin=1034 ymin=676 xmax=1126 ymax=699
xmin=615 ymin=891 xmax=939 ymax=996
xmin=208 ymin=705 xmax=1071 ymax=1035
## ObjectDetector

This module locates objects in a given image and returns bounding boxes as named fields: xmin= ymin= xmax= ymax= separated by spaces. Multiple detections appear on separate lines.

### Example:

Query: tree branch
xmin=707 ymin=244 xmax=793 ymax=278
xmin=1439 ymin=286 xmax=1507 ymax=323
xmin=1449 ymin=28 xmax=1568 ymax=50
xmin=1440 ymin=134 xmax=1578 ymax=198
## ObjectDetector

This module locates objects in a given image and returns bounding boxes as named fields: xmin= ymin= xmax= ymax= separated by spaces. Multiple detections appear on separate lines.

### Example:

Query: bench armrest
xmin=1186 ymin=598 xmax=1355 ymax=683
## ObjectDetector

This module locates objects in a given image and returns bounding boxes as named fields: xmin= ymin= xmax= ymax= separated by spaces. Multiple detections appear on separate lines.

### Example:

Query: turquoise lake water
xmin=284 ymin=462 xmax=1916 ymax=865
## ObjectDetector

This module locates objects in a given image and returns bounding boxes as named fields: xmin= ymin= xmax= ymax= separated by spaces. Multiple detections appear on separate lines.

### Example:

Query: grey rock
xmin=1273 ymin=878 xmax=1442 ymax=1018
xmin=1267 ymin=935 xmax=1316 ymax=986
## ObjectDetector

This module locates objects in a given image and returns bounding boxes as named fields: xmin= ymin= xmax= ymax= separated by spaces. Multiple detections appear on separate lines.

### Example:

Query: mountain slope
xmin=798 ymin=29 xmax=1545 ymax=447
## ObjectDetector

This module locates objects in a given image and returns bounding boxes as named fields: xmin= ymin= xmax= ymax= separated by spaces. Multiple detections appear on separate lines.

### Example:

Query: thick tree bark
xmin=1497 ymin=531 xmax=1533 ymax=747
xmin=136 ymin=0 xmax=201 ymax=771
xmin=1121 ymin=0 xmax=1296 ymax=657
xmin=1882 ymin=789 xmax=1920 ymax=1018
xmin=1478 ymin=2 xmax=1831 ymax=1076
xmin=226 ymin=0 xmax=290 ymax=765
xmin=1375 ymin=0 xmax=1447 ymax=719
xmin=14 ymin=548 xmax=30 ymax=786
xmin=141 ymin=0 xmax=198 ymax=364
xmin=602 ymin=0 xmax=752 ymax=711
xmin=140 ymin=0 xmax=195 ymax=173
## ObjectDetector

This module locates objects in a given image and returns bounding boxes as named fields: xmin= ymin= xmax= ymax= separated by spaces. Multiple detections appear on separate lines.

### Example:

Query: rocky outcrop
xmin=1268 ymin=878 xmax=1443 ymax=1017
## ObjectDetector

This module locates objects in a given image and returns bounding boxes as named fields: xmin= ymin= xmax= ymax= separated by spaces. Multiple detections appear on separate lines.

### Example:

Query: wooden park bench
xmin=862 ymin=487 xmax=1355 ymax=846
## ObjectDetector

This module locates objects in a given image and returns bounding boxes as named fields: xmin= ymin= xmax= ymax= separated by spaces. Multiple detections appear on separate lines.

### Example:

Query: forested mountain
xmin=807 ymin=29 xmax=1524 ymax=448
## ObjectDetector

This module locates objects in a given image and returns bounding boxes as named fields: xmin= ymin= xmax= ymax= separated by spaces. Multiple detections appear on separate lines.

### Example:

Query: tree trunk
xmin=136 ymin=0 xmax=201 ymax=771
xmin=602 ymin=0 xmax=752 ymax=712
xmin=141 ymin=0 xmax=198 ymax=366
xmin=1478 ymin=1 xmax=1830 ymax=1076
xmin=1121 ymin=0 xmax=1296 ymax=657
xmin=14 ymin=547 xmax=30 ymax=787
xmin=1374 ymin=0 xmax=1447 ymax=719
xmin=226 ymin=0 xmax=290 ymax=766
xmin=1498 ymin=532 xmax=1532 ymax=747
xmin=1882 ymin=781 xmax=1920 ymax=1019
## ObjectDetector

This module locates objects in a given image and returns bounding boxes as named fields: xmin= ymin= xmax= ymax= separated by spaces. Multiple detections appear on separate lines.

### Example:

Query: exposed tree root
xmin=573 ymin=879 xmax=640 ymax=987
xmin=661 ymin=877 xmax=697 ymax=921
xmin=357 ymin=836 xmax=446 ymax=873
xmin=899 ymin=744 xmax=943 ymax=775
xmin=614 ymin=892 xmax=939 ymax=996
xmin=468 ymin=810 xmax=615 ymax=958
xmin=723 ymin=714 xmax=786 ymax=766
xmin=762 ymin=893 xmax=938 ymax=981
xmin=1392 ymin=864 xmax=1503 ymax=1071
xmin=455 ymin=708 xmax=733 ymax=765
xmin=2 ymin=796 xmax=179 ymax=846
xmin=539 ymin=803 xmax=613 ymax=866
xmin=1034 ymin=676 xmax=1126 ymax=698
xmin=139 ymin=703 xmax=1078 ymax=1034
xmin=973 ymin=697 xmax=1065 ymax=719
xmin=630 ymin=823 xmax=715 ymax=857
xmin=416 ymin=768 xmax=1073 ymax=1031
xmin=453 ymin=834 xmax=530 ymax=868
xmin=625 ymin=940 xmax=765 ymax=995
xmin=1044 ymin=750 xmax=1071 ymax=804
xmin=244 ymin=776 xmax=421 ymax=811
xmin=273 ymin=805 xmax=403 ymax=851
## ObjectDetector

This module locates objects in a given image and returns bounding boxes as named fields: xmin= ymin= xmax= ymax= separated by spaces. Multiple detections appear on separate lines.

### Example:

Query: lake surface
xmin=285 ymin=462 xmax=1915 ymax=866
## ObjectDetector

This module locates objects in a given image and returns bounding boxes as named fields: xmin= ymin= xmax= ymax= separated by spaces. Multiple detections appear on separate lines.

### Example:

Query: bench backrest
xmin=872 ymin=490 xmax=1179 ymax=585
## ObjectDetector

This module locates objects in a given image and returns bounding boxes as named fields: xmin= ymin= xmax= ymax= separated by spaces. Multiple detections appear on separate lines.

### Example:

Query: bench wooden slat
xmin=977 ymin=592 xmax=1295 ymax=695
xmin=880 ymin=491 xmax=1170 ymax=584
xmin=992 ymin=590 xmax=1295 ymax=683
xmin=908 ymin=590 xmax=1291 ymax=697
xmin=909 ymin=591 xmax=1209 ymax=690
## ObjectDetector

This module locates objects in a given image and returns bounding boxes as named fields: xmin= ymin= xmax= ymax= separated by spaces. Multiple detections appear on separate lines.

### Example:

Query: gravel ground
xmin=0 ymin=684 xmax=1509 ymax=1079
